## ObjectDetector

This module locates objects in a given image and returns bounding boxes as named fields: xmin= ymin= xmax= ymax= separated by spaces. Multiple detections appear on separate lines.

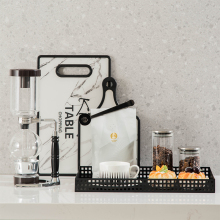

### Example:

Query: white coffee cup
xmin=99 ymin=161 xmax=139 ymax=179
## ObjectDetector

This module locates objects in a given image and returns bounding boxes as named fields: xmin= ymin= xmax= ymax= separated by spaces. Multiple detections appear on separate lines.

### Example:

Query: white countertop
xmin=0 ymin=175 xmax=219 ymax=220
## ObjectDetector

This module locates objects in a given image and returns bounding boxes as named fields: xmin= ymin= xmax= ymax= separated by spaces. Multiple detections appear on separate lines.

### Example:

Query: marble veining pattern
xmin=0 ymin=0 xmax=220 ymax=175
xmin=39 ymin=57 xmax=109 ymax=174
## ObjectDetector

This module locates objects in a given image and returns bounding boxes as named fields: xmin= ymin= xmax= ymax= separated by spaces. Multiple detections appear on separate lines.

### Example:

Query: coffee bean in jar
xmin=152 ymin=130 xmax=174 ymax=171
xmin=178 ymin=147 xmax=200 ymax=172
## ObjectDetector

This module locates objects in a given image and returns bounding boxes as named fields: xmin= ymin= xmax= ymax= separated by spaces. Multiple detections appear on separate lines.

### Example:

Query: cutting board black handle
xmin=97 ymin=77 xmax=118 ymax=108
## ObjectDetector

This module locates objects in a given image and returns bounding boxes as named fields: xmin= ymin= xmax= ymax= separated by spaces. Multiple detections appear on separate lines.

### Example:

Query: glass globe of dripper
xmin=9 ymin=129 xmax=42 ymax=161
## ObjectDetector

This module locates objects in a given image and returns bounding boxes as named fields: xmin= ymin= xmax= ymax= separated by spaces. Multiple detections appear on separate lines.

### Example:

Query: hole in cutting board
xmin=56 ymin=64 xmax=92 ymax=77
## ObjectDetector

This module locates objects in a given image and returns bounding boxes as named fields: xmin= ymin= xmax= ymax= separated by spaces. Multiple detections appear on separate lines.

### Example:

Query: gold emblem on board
xmin=110 ymin=133 xmax=117 ymax=142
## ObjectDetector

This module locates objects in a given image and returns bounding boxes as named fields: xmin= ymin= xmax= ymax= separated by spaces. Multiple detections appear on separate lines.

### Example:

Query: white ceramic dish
xmin=99 ymin=161 xmax=139 ymax=179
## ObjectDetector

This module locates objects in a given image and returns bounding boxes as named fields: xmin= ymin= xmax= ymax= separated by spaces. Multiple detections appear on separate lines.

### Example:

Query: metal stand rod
xmin=41 ymin=118 xmax=60 ymax=185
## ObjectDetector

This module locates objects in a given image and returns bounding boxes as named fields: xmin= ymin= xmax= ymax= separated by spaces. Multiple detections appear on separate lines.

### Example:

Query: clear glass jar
xmin=10 ymin=69 xmax=40 ymax=118
xmin=178 ymin=147 xmax=200 ymax=172
xmin=152 ymin=130 xmax=174 ymax=171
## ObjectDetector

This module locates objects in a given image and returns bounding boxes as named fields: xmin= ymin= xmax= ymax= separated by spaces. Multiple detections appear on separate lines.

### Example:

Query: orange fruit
xmin=156 ymin=165 xmax=161 ymax=172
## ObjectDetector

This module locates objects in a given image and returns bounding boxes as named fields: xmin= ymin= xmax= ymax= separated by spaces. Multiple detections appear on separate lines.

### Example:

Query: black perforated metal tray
xmin=75 ymin=166 xmax=215 ymax=193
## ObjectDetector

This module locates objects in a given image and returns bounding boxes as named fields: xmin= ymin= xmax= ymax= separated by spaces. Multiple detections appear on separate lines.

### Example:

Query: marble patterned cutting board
xmin=37 ymin=55 xmax=110 ymax=175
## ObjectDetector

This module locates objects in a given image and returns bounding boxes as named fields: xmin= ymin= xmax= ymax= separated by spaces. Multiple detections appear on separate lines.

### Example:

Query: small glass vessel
xmin=152 ymin=130 xmax=174 ymax=171
xmin=178 ymin=147 xmax=200 ymax=172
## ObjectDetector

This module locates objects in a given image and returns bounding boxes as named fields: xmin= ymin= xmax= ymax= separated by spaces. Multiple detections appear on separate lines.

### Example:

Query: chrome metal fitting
xmin=18 ymin=117 xmax=41 ymax=125
xmin=14 ymin=160 xmax=39 ymax=175
xmin=51 ymin=177 xmax=60 ymax=185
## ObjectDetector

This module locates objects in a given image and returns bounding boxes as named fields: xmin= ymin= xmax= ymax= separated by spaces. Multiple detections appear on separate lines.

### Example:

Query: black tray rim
xmin=75 ymin=166 xmax=215 ymax=193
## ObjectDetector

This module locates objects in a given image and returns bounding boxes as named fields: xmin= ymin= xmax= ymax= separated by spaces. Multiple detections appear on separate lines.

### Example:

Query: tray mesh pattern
xmin=75 ymin=166 xmax=215 ymax=193
xmin=79 ymin=166 xmax=92 ymax=178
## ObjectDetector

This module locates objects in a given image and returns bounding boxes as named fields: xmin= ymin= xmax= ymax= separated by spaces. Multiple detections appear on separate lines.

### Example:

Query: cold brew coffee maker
xmin=9 ymin=69 xmax=60 ymax=187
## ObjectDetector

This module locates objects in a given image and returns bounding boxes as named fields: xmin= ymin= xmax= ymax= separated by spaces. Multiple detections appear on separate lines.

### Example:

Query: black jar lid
xmin=178 ymin=147 xmax=200 ymax=153
xmin=153 ymin=130 xmax=173 ymax=137
xmin=10 ymin=69 xmax=41 ymax=77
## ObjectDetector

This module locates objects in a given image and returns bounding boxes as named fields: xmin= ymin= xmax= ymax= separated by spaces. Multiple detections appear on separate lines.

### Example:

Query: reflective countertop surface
xmin=0 ymin=175 xmax=219 ymax=205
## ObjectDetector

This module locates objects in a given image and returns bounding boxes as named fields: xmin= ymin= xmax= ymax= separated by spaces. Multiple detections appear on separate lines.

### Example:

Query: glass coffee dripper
xmin=9 ymin=69 xmax=60 ymax=186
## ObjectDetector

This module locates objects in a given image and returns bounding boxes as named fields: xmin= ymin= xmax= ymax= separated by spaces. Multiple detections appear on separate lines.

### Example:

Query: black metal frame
xmin=75 ymin=166 xmax=215 ymax=193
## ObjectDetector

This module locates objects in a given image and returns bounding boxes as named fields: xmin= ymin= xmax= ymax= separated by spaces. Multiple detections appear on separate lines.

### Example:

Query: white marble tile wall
xmin=0 ymin=0 xmax=220 ymax=174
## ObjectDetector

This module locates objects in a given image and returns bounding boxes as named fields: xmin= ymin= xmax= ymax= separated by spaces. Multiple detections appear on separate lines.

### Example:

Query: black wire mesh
xmin=75 ymin=166 xmax=215 ymax=193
